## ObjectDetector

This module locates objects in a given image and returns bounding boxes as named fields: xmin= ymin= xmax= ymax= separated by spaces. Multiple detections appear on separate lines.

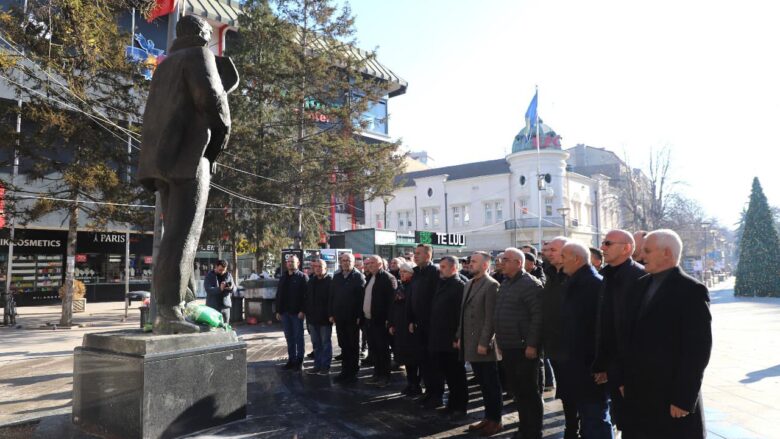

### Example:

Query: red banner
xmin=147 ymin=0 xmax=177 ymax=23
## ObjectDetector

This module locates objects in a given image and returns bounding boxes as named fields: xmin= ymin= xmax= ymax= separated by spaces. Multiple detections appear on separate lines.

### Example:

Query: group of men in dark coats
xmin=274 ymin=227 xmax=711 ymax=439
xmin=538 ymin=229 xmax=712 ymax=439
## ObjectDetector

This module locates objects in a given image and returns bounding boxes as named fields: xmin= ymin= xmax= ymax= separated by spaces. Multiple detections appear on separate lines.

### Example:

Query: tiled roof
xmin=395 ymin=159 xmax=510 ymax=187
xmin=185 ymin=0 xmax=242 ymax=27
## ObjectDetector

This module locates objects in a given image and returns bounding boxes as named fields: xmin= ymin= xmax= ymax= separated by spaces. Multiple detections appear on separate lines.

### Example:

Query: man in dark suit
xmin=425 ymin=256 xmax=467 ymax=416
xmin=203 ymin=259 xmax=236 ymax=325
xmin=559 ymin=242 xmax=612 ymax=438
xmin=592 ymin=229 xmax=646 ymax=433
xmin=362 ymin=255 xmax=398 ymax=387
xmin=276 ymin=256 xmax=308 ymax=371
xmin=137 ymin=15 xmax=237 ymax=333
xmin=407 ymin=244 xmax=440 ymax=404
xmin=329 ymin=253 xmax=366 ymax=385
xmin=621 ymin=229 xmax=712 ymax=439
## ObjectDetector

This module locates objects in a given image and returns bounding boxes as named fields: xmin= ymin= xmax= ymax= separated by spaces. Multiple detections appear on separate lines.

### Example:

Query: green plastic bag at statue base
xmin=184 ymin=302 xmax=232 ymax=331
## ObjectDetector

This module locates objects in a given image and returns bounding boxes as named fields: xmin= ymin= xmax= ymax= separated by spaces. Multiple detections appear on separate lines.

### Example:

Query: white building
xmin=363 ymin=122 xmax=622 ymax=255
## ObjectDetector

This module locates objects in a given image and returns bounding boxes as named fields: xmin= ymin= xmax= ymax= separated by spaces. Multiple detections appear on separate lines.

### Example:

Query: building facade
xmin=0 ymin=1 xmax=406 ymax=303
xmin=363 ymin=122 xmax=623 ymax=256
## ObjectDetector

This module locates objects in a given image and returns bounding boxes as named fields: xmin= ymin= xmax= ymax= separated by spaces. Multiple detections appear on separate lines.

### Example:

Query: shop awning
xmin=184 ymin=0 xmax=242 ymax=27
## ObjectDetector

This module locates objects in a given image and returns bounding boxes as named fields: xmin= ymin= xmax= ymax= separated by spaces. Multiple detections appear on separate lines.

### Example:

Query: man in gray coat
xmin=137 ymin=15 xmax=238 ymax=333
xmin=455 ymin=251 xmax=502 ymax=436
xmin=494 ymin=247 xmax=544 ymax=439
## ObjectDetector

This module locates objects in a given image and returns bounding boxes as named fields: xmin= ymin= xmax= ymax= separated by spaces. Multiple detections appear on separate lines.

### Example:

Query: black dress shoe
xmin=334 ymin=354 xmax=344 ymax=360
xmin=306 ymin=351 xmax=315 ymax=358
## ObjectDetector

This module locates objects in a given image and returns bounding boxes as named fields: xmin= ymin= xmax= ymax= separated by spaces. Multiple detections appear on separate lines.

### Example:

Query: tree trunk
xmin=60 ymin=201 xmax=78 ymax=326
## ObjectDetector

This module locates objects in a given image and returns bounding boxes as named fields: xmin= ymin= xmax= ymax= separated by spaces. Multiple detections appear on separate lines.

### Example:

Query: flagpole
xmin=535 ymin=85 xmax=543 ymax=251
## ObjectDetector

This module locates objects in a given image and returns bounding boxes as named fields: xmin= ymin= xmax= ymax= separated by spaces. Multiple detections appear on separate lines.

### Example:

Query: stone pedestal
xmin=73 ymin=330 xmax=247 ymax=439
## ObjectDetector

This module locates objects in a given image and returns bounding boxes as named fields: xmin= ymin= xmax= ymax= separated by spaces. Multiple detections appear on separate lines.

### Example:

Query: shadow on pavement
xmin=740 ymin=363 xmax=780 ymax=384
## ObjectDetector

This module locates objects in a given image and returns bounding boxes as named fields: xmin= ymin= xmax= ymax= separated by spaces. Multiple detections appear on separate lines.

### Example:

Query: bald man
xmin=592 ymin=229 xmax=646 ymax=432
xmin=621 ymin=230 xmax=712 ymax=439
xmin=559 ymin=242 xmax=612 ymax=438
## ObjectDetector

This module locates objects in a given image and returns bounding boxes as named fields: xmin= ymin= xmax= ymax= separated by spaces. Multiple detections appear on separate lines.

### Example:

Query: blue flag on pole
xmin=525 ymin=90 xmax=538 ymax=133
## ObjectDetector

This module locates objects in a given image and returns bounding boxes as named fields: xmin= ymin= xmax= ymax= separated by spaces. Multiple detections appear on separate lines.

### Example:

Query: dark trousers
xmin=609 ymin=386 xmax=625 ymax=430
xmin=281 ymin=313 xmax=304 ymax=363
xmin=471 ymin=361 xmax=503 ymax=423
xmin=405 ymin=362 xmax=421 ymax=387
xmin=577 ymin=399 xmax=613 ymax=439
xmin=428 ymin=350 xmax=468 ymax=411
xmin=308 ymin=324 xmax=333 ymax=370
xmin=366 ymin=319 xmax=391 ymax=377
xmin=502 ymin=349 xmax=543 ymax=439
xmin=335 ymin=320 xmax=360 ymax=378
xmin=550 ymin=359 xmax=580 ymax=438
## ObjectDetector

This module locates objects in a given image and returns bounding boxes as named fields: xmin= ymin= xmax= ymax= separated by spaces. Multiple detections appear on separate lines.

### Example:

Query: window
xmin=495 ymin=202 xmax=504 ymax=222
xmin=397 ymin=211 xmax=404 ymax=229
xmin=432 ymin=207 xmax=440 ymax=227
xmin=375 ymin=213 xmax=383 ymax=229
xmin=484 ymin=203 xmax=493 ymax=225
xmin=519 ymin=198 xmax=529 ymax=215
xmin=397 ymin=211 xmax=412 ymax=229
xmin=545 ymin=198 xmax=554 ymax=216
xmin=453 ymin=206 xmax=461 ymax=226
xmin=423 ymin=208 xmax=431 ymax=227
xmin=463 ymin=205 xmax=471 ymax=225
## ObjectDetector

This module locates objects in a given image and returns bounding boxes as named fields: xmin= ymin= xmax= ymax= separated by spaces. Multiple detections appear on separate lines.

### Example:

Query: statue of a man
xmin=137 ymin=15 xmax=238 ymax=334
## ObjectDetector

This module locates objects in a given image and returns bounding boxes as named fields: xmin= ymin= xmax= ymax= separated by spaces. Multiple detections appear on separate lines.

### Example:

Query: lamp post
xmin=382 ymin=194 xmax=395 ymax=230
xmin=701 ymin=221 xmax=712 ymax=283
xmin=557 ymin=207 xmax=571 ymax=237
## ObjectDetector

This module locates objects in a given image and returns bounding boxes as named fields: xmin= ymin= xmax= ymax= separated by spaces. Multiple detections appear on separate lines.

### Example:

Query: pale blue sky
xmin=345 ymin=0 xmax=780 ymax=227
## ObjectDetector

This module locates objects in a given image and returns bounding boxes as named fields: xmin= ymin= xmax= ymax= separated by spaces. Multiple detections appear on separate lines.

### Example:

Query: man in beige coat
xmin=455 ymin=251 xmax=503 ymax=436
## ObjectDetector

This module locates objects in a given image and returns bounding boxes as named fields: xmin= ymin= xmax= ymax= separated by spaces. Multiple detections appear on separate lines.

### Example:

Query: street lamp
xmin=557 ymin=207 xmax=571 ymax=237
xmin=382 ymin=194 xmax=395 ymax=230
xmin=701 ymin=221 xmax=712 ymax=283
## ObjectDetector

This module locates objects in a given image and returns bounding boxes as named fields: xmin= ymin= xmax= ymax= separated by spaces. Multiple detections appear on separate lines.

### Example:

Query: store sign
xmin=92 ymin=232 xmax=127 ymax=243
xmin=0 ymin=237 xmax=63 ymax=248
xmin=144 ymin=256 xmax=153 ymax=264
xmin=415 ymin=231 xmax=466 ymax=247
xmin=76 ymin=254 xmax=87 ymax=263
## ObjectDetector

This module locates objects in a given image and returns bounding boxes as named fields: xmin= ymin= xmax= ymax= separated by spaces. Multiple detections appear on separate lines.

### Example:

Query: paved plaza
xmin=0 ymin=278 xmax=778 ymax=438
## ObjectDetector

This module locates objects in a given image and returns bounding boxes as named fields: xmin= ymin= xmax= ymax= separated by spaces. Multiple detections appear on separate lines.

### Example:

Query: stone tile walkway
xmin=1 ymin=278 xmax=778 ymax=438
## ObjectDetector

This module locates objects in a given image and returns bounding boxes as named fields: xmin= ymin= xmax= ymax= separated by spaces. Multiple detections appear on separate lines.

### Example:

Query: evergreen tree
xmin=0 ymin=0 xmax=149 ymax=324
xmin=734 ymin=177 xmax=780 ymax=297
xmin=208 ymin=0 xmax=404 ymax=268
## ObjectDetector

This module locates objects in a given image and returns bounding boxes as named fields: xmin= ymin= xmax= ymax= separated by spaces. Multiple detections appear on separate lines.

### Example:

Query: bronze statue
xmin=137 ymin=15 xmax=238 ymax=334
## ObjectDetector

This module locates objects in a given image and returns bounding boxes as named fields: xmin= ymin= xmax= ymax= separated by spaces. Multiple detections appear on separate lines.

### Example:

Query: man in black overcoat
xmin=620 ymin=229 xmax=712 ymax=439
xmin=425 ymin=256 xmax=467 ymax=416
xmin=592 ymin=229 xmax=646 ymax=432
xmin=407 ymin=244 xmax=440 ymax=402
xmin=559 ymin=242 xmax=612 ymax=438
xmin=362 ymin=255 xmax=397 ymax=387
xmin=329 ymin=253 xmax=366 ymax=384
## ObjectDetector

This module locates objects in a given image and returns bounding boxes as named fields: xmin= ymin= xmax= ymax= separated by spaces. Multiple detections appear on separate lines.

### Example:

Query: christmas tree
xmin=734 ymin=178 xmax=780 ymax=297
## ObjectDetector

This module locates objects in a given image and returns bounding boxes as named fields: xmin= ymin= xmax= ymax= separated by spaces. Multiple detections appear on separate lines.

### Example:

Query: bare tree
xmin=618 ymin=147 xmax=676 ymax=230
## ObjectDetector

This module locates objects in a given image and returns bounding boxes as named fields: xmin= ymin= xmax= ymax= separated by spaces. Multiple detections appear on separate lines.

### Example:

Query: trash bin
xmin=139 ymin=305 xmax=150 ymax=328
xmin=230 ymin=296 xmax=244 ymax=323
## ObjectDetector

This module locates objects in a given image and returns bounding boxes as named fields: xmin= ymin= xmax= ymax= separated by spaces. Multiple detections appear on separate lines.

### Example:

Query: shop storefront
xmin=0 ymin=228 xmax=154 ymax=305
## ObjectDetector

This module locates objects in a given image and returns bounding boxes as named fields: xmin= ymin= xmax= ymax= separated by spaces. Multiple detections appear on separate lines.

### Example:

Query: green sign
xmin=414 ymin=231 xmax=465 ymax=247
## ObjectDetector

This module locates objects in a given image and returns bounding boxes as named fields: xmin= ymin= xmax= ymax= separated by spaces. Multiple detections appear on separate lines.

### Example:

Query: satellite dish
xmin=520 ymin=175 xmax=526 ymax=185
xmin=544 ymin=174 xmax=552 ymax=184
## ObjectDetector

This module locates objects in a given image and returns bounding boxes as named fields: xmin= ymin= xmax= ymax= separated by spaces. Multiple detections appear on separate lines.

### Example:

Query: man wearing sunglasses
xmin=592 ymin=229 xmax=646 ymax=435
